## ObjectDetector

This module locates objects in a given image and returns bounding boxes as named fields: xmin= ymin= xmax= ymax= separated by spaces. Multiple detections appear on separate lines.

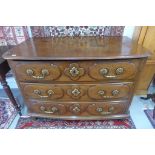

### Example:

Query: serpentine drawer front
xmin=20 ymin=82 xmax=133 ymax=101
xmin=27 ymin=101 xmax=127 ymax=117
xmin=3 ymin=36 xmax=149 ymax=120
xmin=12 ymin=59 xmax=139 ymax=82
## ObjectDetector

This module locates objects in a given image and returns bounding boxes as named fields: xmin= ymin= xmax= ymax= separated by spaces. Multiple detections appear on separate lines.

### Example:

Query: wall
xmin=123 ymin=26 xmax=135 ymax=38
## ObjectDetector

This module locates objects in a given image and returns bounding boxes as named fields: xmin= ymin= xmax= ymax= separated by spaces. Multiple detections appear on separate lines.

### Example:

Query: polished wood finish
xmin=20 ymin=82 xmax=133 ymax=101
xmin=3 ymin=36 xmax=149 ymax=120
xmin=11 ymin=59 xmax=143 ymax=82
xmin=3 ymin=36 xmax=150 ymax=60
xmin=0 ymin=46 xmax=21 ymax=115
xmin=27 ymin=101 xmax=128 ymax=117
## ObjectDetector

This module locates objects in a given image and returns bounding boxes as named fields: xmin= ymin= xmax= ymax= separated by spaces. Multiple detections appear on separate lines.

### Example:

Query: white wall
xmin=123 ymin=26 xmax=135 ymax=38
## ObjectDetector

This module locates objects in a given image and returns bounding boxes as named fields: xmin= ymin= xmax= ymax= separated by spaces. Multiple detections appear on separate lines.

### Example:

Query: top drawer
xmin=11 ymin=59 xmax=141 ymax=82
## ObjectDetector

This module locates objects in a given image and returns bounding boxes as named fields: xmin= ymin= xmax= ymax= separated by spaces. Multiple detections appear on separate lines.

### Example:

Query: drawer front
xmin=21 ymin=82 xmax=133 ymax=101
xmin=12 ymin=59 xmax=140 ymax=82
xmin=88 ymin=61 xmax=137 ymax=80
xmin=27 ymin=101 xmax=127 ymax=116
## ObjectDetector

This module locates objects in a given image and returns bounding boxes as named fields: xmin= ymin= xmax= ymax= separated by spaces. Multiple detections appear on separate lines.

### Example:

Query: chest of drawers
xmin=3 ymin=36 xmax=149 ymax=120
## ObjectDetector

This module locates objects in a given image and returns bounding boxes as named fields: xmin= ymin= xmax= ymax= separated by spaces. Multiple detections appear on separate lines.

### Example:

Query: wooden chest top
xmin=3 ymin=36 xmax=150 ymax=60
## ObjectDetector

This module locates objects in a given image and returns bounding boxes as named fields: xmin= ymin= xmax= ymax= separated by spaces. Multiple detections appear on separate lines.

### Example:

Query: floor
xmin=1 ymin=77 xmax=155 ymax=129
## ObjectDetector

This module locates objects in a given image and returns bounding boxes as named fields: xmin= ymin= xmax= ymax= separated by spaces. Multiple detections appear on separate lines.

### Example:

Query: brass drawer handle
xmin=101 ymin=96 xmax=113 ymax=98
xmin=104 ymin=75 xmax=116 ymax=78
xmin=100 ymin=68 xmax=116 ymax=78
xmin=100 ymin=67 xmax=124 ymax=78
xmin=98 ymin=90 xmax=119 ymax=98
xmin=98 ymin=90 xmax=113 ymax=98
xmin=96 ymin=106 xmax=114 ymax=115
xmin=69 ymin=67 xmax=80 ymax=77
xmin=34 ymin=89 xmax=54 ymax=98
xmin=40 ymin=106 xmax=58 ymax=114
xmin=26 ymin=69 xmax=49 ymax=79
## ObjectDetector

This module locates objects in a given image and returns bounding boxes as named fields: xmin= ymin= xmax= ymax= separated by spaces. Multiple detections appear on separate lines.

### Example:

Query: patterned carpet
xmin=16 ymin=117 xmax=136 ymax=129
xmin=0 ymin=98 xmax=17 ymax=129
xmin=144 ymin=109 xmax=155 ymax=128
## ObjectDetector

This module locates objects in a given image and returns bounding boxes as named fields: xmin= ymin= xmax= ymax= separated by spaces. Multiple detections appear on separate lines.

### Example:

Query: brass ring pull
xmin=34 ymin=89 xmax=54 ymax=98
xmin=26 ymin=69 xmax=49 ymax=79
xmin=40 ymin=106 xmax=58 ymax=114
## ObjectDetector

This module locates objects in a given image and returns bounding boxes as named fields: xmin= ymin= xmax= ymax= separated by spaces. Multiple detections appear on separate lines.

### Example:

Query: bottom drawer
xmin=27 ymin=101 xmax=128 ymax=117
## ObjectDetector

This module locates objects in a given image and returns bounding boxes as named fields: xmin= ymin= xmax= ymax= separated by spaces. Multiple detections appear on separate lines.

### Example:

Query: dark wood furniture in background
xmin=0 ymin=46 xmax=21 ymax=116
xmin=3 ymin=36 xmax=149 ymax=120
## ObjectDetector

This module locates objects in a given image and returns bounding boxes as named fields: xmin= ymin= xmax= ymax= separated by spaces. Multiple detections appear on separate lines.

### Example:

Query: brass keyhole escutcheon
xmin=71 ymin=88 xmax=81 ymax=96
xmin=72 ymin=106 xmax=81 ymax=113
xmin=69 ymin=67 xmax=80 ymax=77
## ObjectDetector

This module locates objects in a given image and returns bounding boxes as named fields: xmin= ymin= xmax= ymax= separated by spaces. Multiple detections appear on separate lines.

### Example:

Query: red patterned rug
xmin=144 ymin=109 xmax=155 ymax=128
xmin=16 ymin=117 xmax=135 ymax=129
xmin=0 ymin=98 xmax=17 ymax=129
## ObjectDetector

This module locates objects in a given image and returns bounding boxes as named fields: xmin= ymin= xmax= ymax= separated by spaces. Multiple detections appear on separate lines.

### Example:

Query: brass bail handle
xmin=40 ymin=106 xmax=58 ymax=114
xmin=98 ymin=89 xmax=119 ymax=98
xmin=100 ymin=67 xmax=124 ymax=78
xmin=34 ymin=89 xmax=54 ymax=98
xmin=96 ymin=106 xmax=114 ymax=115
xmin=26 ymin=68 xmax=49 ymax=79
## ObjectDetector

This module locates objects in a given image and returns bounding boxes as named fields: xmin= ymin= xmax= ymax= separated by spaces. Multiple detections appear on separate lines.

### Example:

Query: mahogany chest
xmin=3 ymin=36 xmax=149 ymax=120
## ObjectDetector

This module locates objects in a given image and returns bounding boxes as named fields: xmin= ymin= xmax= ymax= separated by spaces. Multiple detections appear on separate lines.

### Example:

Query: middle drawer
xmin=20 ymin=82 xmax=133 ymax=101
